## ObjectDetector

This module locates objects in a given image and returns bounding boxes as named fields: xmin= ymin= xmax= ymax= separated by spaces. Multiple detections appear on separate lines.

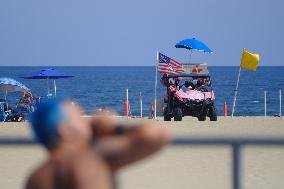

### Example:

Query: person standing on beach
xmin=25 ymin=99 xmax=170 ymax=189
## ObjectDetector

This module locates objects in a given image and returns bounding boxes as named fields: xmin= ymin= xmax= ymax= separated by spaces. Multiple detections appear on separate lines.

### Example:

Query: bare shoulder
xmin=25 ymin=171 xmax=40 ymax=189
xmin=25 ymin=163 xmax=52 ymax=189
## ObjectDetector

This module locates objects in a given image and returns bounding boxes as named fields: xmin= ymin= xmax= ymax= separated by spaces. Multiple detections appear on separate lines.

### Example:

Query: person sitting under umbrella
xmin=16 ymin=91 xmax=36 ymax=120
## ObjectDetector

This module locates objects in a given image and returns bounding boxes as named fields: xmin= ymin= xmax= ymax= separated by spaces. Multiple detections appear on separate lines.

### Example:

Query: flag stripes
xmin=157 ymin=52 xmax=184 ymax=74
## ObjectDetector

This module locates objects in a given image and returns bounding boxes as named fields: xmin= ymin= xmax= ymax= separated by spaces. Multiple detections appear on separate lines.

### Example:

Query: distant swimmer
xmin=25 ymin=99 xmax=170 ymax=189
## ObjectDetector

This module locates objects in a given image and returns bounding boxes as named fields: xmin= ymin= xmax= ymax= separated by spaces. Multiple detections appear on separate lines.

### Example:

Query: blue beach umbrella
xmin=175 ymin=37 xmax=213 ymax=63
xmin=0 ymin=77 xmax=29 ymax=99
xmin=20 ymin=68 xmax=74 ymax=97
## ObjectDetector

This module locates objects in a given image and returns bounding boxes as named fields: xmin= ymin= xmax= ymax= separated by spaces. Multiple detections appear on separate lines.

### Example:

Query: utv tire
xmin=198 ymin=116 xmax=206 ymax=121
xmin=174 ymin=108 xmax=183 ymax=121
xmin=209 ymin=107 xmax=218 ymax=121
xmin=164 ymin=108 xmax=171 ymax=121
xmin=164 ymin=114 xmax=171 ymax=121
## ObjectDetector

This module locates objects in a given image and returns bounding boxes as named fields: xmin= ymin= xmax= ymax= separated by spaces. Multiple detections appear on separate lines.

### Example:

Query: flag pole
xmin=154 ymin=51 xmax=159 ymax=119
xmin=231 ymin=66 xmax=242 ymax=117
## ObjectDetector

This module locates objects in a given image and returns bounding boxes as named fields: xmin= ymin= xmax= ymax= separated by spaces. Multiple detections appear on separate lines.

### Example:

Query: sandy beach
xmin=1 ymin=117 xmax=284 ymax=189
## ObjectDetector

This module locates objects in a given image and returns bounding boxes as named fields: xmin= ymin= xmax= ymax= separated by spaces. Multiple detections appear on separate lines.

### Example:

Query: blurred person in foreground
xmin=25 ymin=99 xmax=170 ymax=189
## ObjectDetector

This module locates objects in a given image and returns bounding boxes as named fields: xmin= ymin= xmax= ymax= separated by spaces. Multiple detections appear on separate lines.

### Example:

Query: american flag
xmin=157 ymin=52 xmax=184 ymax=74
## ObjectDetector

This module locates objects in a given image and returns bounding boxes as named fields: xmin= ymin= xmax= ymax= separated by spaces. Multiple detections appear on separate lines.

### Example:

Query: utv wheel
xmin=164 ymin=108 xmax=171 ymax=121
xmin=164 ymin=114 xmax=171 ymax=121
xmin=198 ymin=116 xmax=206 ymax=121
xmin=174 ymin=108 xmax=182 ymax=121
xmin=209 ymin=106 xmax=217 ymax=121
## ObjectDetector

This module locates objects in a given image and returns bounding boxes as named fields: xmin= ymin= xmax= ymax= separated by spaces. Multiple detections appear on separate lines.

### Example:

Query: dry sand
xmin=0 ymin=117 xmax=284 ymax=189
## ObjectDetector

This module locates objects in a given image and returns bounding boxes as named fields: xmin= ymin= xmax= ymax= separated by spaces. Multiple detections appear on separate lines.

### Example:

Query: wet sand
xmin=0 ymin=117 xmax=284 ymax=189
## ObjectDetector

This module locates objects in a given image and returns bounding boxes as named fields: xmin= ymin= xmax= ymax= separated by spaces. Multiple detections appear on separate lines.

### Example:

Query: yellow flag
xmin=240 ymin=49 xmax=260 ymax=71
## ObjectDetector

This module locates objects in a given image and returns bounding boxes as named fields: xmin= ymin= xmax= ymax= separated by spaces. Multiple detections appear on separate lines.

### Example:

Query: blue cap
xmin=29 ymin=99 xmax=66 ymax=149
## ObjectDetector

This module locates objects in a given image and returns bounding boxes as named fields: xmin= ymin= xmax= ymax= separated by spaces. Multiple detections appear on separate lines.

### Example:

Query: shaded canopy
xmin=20 ymin=68 xmax=74 ymax=79
xmin=0 ymin=77 xmax=29 ymax=93
xmin=175 ymin=38 xmax=213 ymax=53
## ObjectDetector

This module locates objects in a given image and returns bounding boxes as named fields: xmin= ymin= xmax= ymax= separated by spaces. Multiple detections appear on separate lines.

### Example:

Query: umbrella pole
xmin=47 ymin=78 xmax=50 ymax=98
xmin=54 ymin=80 xmax=57 ymax=97
xmin=189 ymin=50 xmax=192 ymax=64
xmin=5 ymin=88 xmax=7 ymax=101
xmin=5 ymin=89 xmax=8 ymax=110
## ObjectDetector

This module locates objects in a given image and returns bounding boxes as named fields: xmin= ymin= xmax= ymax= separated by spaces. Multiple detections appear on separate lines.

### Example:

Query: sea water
xmin=0 ymin=66 xmax=283 ymax=116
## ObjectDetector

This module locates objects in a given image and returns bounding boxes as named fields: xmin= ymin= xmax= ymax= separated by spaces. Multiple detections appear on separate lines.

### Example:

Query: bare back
xmin=26 ymin=148 xmax=112 ymax=189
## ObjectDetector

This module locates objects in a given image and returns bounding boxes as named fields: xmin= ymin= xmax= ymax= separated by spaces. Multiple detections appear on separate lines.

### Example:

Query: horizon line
xmin=0 ymin=65 xmax=283 ymax=67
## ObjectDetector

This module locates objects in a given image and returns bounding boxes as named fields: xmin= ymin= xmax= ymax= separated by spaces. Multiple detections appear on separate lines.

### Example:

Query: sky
xmin=0 ymin=0 xmax=283 ymax=66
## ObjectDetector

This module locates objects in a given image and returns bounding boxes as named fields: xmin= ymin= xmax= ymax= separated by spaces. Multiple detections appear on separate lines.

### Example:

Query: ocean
xmin=0 ymin=66 xmax=283 ymax=116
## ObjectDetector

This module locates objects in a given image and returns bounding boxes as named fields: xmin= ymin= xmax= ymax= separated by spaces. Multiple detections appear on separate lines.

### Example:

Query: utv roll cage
xmin=164 ymin=73 xmax=210 ymax=79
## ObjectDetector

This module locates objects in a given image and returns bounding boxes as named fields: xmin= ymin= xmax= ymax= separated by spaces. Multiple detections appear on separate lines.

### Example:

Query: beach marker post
xmin=140 ymin=92 xmax=143 ymax=118
xmin=126 ymin=88 xmax=129 ymax=119
xmin=224 ymin=102 xmax=228 ymax=117
xmin=264 ymin=90 xmax=267 ymax=118
xmin=124 ymin=88 xmax=129 ymax=119
xmin=280 ymin=90 xmax=282 ymax=117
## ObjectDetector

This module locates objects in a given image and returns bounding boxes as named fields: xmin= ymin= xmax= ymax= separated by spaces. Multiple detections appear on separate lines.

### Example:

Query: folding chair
xmin=0 ymin=102 xmax=13 ymax=122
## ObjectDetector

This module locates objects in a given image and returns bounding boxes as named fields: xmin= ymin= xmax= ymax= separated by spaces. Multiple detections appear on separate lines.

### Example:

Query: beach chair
xmin=0 ymin=102 xmax=13 ymax=122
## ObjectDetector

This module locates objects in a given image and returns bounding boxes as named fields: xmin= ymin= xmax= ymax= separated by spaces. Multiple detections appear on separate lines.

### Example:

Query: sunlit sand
xmin=0 ymin=117 xmax=284 ymax=189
